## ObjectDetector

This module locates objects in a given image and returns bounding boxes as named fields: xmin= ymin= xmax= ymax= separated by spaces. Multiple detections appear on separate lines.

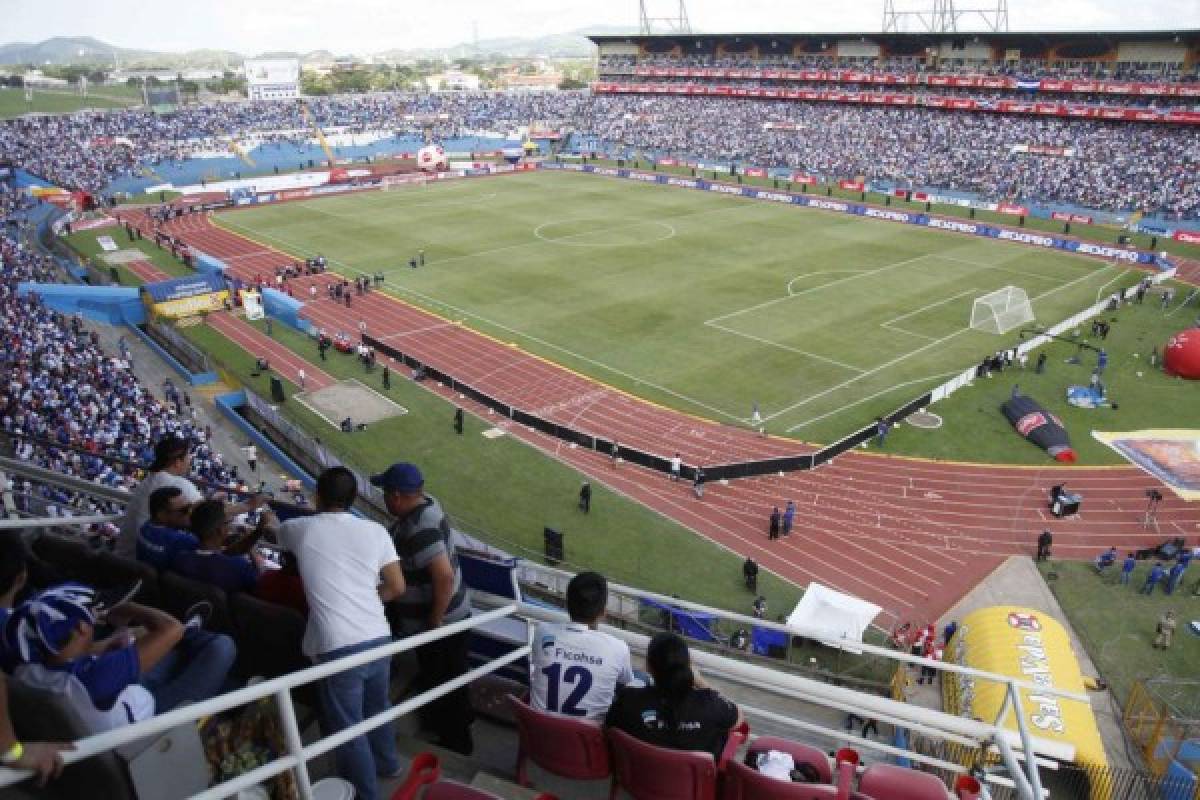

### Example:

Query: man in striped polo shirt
xmin=372 ymin=462 xmax=474 ymax=755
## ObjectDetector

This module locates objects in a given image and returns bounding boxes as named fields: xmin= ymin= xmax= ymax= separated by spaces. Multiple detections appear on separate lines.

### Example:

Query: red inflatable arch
xmin=1164 ymin=329 xmax=1200 ymax=379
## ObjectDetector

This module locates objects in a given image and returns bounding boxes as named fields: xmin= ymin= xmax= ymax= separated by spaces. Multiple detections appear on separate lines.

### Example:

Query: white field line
xmin=785 ymin=371 xmax=963 ymax=430
xmin=1094 ymin=269 xmax=1132 ymax=304
xmin=933 ymin=253 xmax=1074 ymax=283
xmin=785 ymin=270 xmax=868 ymax=295
xmin=299 ymin=192 xmax=500 ymax=220
xmin=703 ymin=321 xmax=868 ymax=373
xmin=706 ymin=254 xmax=934 ymax=325
xmin=773 ymin=326 xmax=974 ymax=427
xmin=774 ymin=262 xmax=1122 ymax=429
xmin=882 ymin=288 xmax=979 ymax=326
xmin=404 ymin=201 xmax=764 ymax=272
xmin=216 ymin=211 xmax=757 ymax=423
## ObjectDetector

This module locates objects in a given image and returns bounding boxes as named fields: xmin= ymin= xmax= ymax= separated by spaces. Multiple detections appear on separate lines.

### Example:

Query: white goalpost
xmin=970 ymin=286 xmax=1035 ymax=334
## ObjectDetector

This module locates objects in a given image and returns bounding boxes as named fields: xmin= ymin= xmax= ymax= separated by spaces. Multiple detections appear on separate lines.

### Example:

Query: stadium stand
xmin=0 ymin=42 xmax=1197 ymax=794
xmin=0 ymin=78 xmax=1197 ymax=219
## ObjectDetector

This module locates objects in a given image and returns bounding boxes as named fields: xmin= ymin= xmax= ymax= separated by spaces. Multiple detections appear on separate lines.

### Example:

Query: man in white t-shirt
xmin=269 ymin=466 xmax=405 ymax=800
xmin=117 ymin=435 xmax=266 ymax=559
xmin=116 ymin=436 xmax=203 ymax=558
xmin=530 ymin=572 xmax=633 ymax=723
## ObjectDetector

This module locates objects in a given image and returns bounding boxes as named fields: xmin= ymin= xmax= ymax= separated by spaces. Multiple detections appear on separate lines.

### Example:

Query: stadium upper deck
xmin=591 ymin=29 xmax=1200 ymax=82
xmin=591 ymin=30 xmax=1200 ymax=127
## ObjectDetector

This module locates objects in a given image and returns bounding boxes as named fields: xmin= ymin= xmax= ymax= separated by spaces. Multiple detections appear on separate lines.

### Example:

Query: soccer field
xmin=217 ymin=170 xmax=1146 ymax=442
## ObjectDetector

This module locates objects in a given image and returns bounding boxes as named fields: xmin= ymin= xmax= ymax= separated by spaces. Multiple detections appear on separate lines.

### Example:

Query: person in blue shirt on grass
xmin=1120 ymin=553 xmax=1137 ymax=585
xmin=1140 ymin=562 xmax=1167 ymax=595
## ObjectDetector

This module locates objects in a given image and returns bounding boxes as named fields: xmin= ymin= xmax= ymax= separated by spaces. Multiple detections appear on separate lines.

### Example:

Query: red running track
xmin=128 ymin=206 xmax=1200 ymax=627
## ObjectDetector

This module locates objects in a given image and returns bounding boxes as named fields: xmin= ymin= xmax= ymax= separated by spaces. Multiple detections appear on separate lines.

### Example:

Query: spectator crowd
xmin=1 ymin=82 xmax=1197 ymax=219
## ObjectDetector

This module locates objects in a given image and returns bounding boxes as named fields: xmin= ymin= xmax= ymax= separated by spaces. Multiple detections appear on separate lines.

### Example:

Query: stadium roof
xmin=588 ymin=29 xmax=1200 ymax=44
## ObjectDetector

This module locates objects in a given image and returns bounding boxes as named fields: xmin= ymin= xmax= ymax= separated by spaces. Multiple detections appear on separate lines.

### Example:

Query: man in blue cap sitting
xmin=371 ymin=462 xmax=474 ymax=755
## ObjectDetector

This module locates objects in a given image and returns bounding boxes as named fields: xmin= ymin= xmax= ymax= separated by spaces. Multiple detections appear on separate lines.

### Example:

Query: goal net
xmin=970 ymin=286 xmax=1035 ymax=334
xmin=381 ymin=174 xmax=429 ymax=191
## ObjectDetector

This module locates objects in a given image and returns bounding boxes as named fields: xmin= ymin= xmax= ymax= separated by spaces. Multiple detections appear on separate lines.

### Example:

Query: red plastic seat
xmin=718 ymin=721 xmax=750 ymax=769
xmin=720 ymin=760 xmax=878 ymax=800
xmin=859 ymin=763 xmax=949 ymax=800
xmin=509 ymin=695 xmax=612 ymax=786
xmin=744 ymin=736 xmax=833 ymax=784
xmin=607 ymin=727 xmax=720 ymax=800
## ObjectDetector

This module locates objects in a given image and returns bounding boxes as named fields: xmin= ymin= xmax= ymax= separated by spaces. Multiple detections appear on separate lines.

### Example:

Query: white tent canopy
xmin=786 ymin=583 xmax=882 ymax=654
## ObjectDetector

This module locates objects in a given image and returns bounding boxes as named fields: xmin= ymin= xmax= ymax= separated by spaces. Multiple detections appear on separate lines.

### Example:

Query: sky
xmin=1 ymin=0 xmax=1198 ymax=55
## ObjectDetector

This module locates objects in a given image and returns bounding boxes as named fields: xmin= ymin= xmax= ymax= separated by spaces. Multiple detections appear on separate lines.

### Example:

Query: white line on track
xmin=374 ymin=322 xmax=460 ymax=341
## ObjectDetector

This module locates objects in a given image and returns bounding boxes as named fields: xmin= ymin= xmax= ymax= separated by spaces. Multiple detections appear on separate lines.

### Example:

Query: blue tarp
xmin=262 ymin=288 xmax=312 ymax=334
xmin=17 ymin=282 xmax=144 ymax=325
xmin=641 ymin=599 xmax=718 ymax=643
xmin=193 ymin=252 xmax=227 ymax=274
xmin=142 ymin=273 xmax=226 ymax=303
xmin=751 ymin=627 xmax=789 ymax=657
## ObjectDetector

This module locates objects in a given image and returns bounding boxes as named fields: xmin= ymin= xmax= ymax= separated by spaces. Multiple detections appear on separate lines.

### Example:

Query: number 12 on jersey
xmin=541 ymin=663 xmax=593 ymax=716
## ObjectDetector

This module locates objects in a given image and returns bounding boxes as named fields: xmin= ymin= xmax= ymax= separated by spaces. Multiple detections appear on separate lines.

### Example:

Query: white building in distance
xmin=244 ymin=58 xmax=300 ymax=100
xmin=426 ymin=70 xmax=481 ymax=92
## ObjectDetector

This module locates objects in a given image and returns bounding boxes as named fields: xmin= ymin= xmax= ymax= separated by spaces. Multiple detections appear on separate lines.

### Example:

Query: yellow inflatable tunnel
xmin=944 ymin=606 xmax=1110 ymax=797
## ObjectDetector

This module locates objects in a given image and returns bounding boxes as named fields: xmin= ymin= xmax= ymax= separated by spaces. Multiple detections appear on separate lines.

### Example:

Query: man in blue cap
xmin=371 ymin=462 xmax=474 ymax=755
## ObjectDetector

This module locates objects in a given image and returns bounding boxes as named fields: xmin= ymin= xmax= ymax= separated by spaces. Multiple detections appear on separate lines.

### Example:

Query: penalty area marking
xmin=533 ymin=219 xmax=677 ymax=247
xmin=785 ymin=270 xmax=868 ymax=295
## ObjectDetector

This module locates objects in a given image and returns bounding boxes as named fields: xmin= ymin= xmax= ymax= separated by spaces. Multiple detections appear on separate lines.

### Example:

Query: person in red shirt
xmin=918 ymin=639 xmax=942 ymax=685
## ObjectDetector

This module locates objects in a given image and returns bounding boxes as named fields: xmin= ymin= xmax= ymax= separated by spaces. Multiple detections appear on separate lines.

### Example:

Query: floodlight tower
xmin=882 ymin=0 xmax=1009 ymax=33
xmin=639 ymin=0 xmax=692 ymax=35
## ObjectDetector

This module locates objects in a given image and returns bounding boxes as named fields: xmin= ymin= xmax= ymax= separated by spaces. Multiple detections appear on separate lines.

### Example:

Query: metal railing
xmin=483 ymin=594 xmax=1068 ymax=799
xmin=143 ymin=319 xmax=212 ymax=374
xmin=0 ymin=604 xmax=529 ymax=799
xmin=0 ymin=457 xmax=1095 ymax=799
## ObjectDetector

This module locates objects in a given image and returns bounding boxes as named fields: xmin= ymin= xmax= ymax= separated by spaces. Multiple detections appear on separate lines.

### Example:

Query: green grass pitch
xmin=216 ymin=170 xmax=1155 ymax=444
xmin=0 ymin=87 xmax=140 ymax=119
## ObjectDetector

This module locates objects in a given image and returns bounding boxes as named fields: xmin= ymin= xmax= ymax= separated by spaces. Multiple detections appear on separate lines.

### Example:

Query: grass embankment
xmin=885 ymin=288 xmax=1200 ymax=464
xmin=117 ymin=190 xmax=184 ymax=205
xmin=1039 ymin=560 xmax=1198 ymax=707
xmin=181 ymin=319 xmax=804 ymax=621
xmin=65 ymin=227 xmax=194 ymax=284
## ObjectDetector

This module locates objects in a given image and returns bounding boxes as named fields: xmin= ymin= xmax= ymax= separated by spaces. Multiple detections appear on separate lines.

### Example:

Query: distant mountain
xmin=0 ymin=29 xmax=628 ymax=70
xmin=375 ymin=26 xmax=633 ymax=61
xmin=0 ymin=36 xmax=241 ymax=69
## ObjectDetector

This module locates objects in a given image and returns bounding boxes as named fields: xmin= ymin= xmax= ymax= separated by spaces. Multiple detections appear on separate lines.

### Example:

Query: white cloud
xmin=0 ymin=0 xmax=1196 ymax=53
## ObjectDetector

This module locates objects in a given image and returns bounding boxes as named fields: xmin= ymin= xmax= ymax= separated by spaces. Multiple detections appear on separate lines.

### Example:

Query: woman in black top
xmin=605 ymin=632 xmax=744 ymax=762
